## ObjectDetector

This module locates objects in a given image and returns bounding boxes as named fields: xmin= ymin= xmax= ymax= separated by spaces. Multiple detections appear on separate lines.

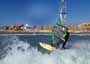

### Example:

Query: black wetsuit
xmin=62 ymin=32 xmax=69 ymax=49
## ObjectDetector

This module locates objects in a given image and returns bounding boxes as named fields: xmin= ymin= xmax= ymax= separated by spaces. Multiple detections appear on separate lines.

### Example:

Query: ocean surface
xmin=0 ymin=35 xmax=90 ymax=64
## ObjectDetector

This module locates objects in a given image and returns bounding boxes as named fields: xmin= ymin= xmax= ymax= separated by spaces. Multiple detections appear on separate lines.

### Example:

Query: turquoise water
xmin=0 ymin=35 xmax=90 ymax=64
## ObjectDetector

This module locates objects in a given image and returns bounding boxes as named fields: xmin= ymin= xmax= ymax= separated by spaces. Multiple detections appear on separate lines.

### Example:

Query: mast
xmin=57 ymin=0 xmax=68 ymax=25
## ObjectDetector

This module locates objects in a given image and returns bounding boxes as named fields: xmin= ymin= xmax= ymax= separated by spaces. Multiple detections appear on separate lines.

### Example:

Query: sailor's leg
xmin=62 ymin=36 xmax=68 ymax=49
xmin=62 ymin=32 xmax=69 ymax=49
xmin=62 ymin=41 xmax=67 ymax=49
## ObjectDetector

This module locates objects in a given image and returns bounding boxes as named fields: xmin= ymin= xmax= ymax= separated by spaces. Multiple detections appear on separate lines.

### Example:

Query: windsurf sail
xmin=51 ymin=0 xmax=67 ymax=44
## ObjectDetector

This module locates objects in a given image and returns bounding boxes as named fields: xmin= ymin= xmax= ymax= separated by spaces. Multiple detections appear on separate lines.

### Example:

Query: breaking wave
xmin=0 ymin=36 xmax=90 ymax=64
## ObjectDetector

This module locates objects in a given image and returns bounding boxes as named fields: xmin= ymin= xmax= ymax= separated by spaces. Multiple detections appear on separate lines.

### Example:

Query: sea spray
xmin=0 ymin=36 xmax=90 ymax=64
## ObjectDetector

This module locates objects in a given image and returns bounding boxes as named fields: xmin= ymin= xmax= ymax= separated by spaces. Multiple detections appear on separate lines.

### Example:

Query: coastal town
xmin=0 ymin=23 xmax=90 ymax=35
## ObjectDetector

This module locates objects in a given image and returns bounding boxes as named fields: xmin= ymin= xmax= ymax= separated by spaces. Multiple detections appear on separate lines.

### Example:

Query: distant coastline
xmin=0 ymin=23 xmax=90 ymax=36
xmin=0 ymin=31 xmax=90 ymax=36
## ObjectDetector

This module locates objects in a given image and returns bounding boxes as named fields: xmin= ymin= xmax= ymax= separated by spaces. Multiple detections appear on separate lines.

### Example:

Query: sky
xmin=0 ymin=0 xmax=90 ymax=25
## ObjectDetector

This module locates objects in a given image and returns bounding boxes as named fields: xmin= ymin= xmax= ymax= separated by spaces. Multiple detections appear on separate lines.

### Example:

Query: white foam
xmin=0 ymin=36 xmax=90 ymax=64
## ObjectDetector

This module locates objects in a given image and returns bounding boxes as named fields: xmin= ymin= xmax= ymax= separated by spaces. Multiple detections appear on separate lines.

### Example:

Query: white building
xmin=22 ymin=24 xmax=32 ymax=32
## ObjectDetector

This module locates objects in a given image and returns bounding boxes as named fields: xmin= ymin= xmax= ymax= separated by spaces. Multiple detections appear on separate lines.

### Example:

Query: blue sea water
xmin=0 ymin=35 xmax=90 ymax=64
